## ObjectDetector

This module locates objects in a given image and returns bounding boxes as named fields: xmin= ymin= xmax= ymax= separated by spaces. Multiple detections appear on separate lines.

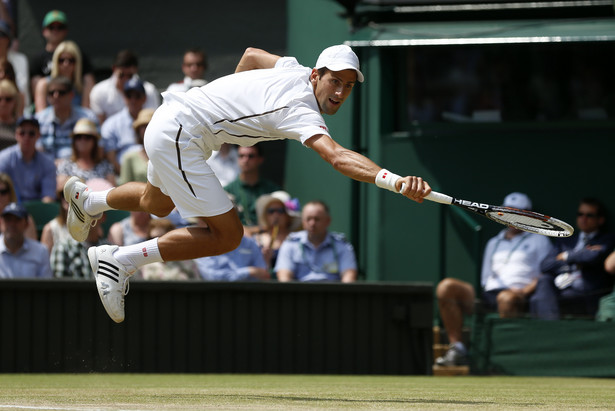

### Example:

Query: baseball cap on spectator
xmin=315 ymin=44 xmax=364 ymax=83
xmin=0 ymin=20 xmax=11 ymax=40
xmin=42 ymin=10 xmax=68 ymax=29
xmin=123 ymin=78 xmax=145 ymax=95
xmin=1 ymin=202 xmax=28 ymax=219
xmin=503 ymin=192 xmax=532 ymax=210
xmin=16 ymin=117 xmax=40 ymax=129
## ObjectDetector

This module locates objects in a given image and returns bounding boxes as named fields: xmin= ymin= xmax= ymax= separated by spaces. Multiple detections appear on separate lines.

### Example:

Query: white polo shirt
xmin=161 ymin=56 xmax=330 ymax=150
xmin=481 ymin=230 xmax=553 ymax=291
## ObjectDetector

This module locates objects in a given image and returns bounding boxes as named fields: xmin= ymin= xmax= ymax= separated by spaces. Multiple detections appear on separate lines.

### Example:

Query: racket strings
xmin=486 ymin=210 xmax=573 ymax=237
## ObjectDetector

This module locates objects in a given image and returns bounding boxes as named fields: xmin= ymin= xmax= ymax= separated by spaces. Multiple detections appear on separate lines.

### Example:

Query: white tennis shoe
xmin=89 ymin=245 xmax=136 ymax=323
xmin=63 ymin=176 xmax=102 ymax=242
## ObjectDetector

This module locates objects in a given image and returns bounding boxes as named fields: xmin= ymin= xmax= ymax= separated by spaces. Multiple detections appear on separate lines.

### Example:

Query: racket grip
xmin=399 ymin=184 xmax=452 ymax=204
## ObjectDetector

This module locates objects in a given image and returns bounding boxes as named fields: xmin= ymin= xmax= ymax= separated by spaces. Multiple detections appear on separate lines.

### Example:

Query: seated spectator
xmin=89 ymin=49 xmax=160 ymax=124
xmin=253 ymin=190 xmax=301 ymax=272
xmin=0 ymin=60 xmax=25 ymax=117
xmin=35 ymin=76 xmax=98 ymax=161
xmin=195 ymin=234 xmax=270 ymax=282
xmin=0 ymin=117 xmax=56 ymax=202
xmin=224 ymin=144 xmax=280 ymax=235
xmin=530 ymin=197 xmax=615 ymax=320
xmin=119 ymin=108 xmax=154 ymax=184
xmin=166 ymin=48 xmax=208 ymax=92
xmin=56 ymin=118 xmax=115 ymax=188
xmin=206 ymin=143 xmax=239 ymax=187
xmin=275 ymin=200 xmax=357 ymax=283
xmin=101 ymin=78 xmax=148 ymax=174
xmin=107 ymin=210 xmax=151 ymax=246
xmin=435 ymin=192 xmax=553 ymax=367
xmin=0 ymin=172 xmax=36 ymax=239
xmin=40 ymin=185 xmax=70 ymax=253
xmin=0 ymin=78 xmax=19 ymax=150
xmin=29 ymin=10 xmax=95 ymax=111
xmin=50 ymin=213 xmax=107 ymax=279
xmin=0 ymin=202 xmax=52 ymax=278
xmin=136 ymin=218 xmax=199 ymax=280
xmin=0 ymin=20 xmax=29 ymax=111
xmin=33 ymin=40 xmax=94 ymax=112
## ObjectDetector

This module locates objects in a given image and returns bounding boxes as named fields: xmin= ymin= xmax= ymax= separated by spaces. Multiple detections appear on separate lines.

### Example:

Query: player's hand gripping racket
xmin=403 ymin=187 xmax=574 ymax=237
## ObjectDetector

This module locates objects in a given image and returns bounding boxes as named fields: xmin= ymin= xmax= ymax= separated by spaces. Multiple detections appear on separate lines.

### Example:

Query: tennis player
xmin=64 ymin=44 xmax=431 ymax=322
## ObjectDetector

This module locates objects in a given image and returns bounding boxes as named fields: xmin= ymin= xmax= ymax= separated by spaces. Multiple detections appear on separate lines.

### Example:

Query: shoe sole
xmin=89 ymin=247 xmax=125 ymax=323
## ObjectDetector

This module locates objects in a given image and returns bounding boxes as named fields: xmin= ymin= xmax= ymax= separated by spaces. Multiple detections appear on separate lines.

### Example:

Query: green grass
xmin=0 ymin=374 xmax=614 ymax=410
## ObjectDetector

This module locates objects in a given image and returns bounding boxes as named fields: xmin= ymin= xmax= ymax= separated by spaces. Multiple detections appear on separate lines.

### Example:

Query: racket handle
xmin=399 ymin=184 xmax=453 ymax=205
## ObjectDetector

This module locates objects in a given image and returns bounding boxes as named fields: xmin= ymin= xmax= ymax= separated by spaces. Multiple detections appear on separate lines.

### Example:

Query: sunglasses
xmin=74 ymin=134 xmax=95 ymax=140
xmin=47 ymin=24 xmax=67 ymax=31
xmin=17 ymin=130 xmax=37 ymax=137
xmin=59 ymin=57 xmax=76 ymax=64
xmin=125 ymin=92 xmax=144 ymax=100
xmin=0 ymin=188 xmax=9 ymax=195
xmin=267 ymin=207 xmax=286 ymax=215
xmin=577 ymin=212 xmax=598 ymax=218
xmin=48 ymin=89 xmax=69 ymax=97
xmin=0 ymin=96 xmax=14 ymax=103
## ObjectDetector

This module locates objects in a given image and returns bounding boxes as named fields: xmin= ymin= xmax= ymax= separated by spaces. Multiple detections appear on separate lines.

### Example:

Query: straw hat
xmin=256 ymin=191 xmax=302 ymax=231
xmin=133 ymin=108 xmax=155 ymax=131
xmin=71 ymin=118 xmax=100 ymax=140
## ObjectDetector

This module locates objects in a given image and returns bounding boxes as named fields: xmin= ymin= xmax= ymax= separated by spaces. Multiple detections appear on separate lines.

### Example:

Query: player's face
xmin=310 ymin=69 xmax=356 ymax=115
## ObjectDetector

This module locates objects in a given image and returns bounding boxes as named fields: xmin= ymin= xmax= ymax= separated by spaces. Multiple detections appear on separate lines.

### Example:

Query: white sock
xmin=113 ymin=238 xmax=163 ymax=270
xmin=84 ymin=188 xmax=115 ymax=216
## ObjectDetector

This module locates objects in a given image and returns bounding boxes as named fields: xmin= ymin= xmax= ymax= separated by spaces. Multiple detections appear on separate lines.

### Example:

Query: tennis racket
xmin=421 ymin=190 xmax=574 ymax=237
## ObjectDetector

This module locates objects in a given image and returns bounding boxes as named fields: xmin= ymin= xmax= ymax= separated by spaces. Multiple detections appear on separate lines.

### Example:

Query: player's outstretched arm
xmin=306 ymin=134 xmax=431 ymax=203
xmin=235 ymin=47 xmax=281 ymax=73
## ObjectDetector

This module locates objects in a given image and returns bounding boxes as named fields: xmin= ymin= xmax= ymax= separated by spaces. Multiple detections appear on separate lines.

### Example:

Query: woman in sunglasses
xmin=34 ymin=40 xmax=93 ymax=112
xmin=56 ymin=118 xmax=115 ymax=189
xmin=254 ymin=191 xmax=301 ymax=273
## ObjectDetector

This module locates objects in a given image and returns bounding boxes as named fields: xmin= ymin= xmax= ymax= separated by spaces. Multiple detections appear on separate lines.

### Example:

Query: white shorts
xmin=144 ymin=102 xmax=233 ymax=219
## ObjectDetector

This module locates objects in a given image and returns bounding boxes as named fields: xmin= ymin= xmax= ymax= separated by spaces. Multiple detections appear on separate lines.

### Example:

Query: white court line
xmin=0 ymin=406 xmax=107 ymax=411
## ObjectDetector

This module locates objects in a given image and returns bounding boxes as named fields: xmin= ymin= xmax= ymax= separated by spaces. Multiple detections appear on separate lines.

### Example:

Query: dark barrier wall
xmin=0 ymin=280 xmax=433 ymax=374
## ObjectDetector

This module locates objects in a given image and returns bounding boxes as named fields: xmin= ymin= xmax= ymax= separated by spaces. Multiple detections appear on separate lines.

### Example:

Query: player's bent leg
xmin=157 ymin=207 xmax=243 ymax=261
xmin=106 ymin=181 xmax=176 ymax=217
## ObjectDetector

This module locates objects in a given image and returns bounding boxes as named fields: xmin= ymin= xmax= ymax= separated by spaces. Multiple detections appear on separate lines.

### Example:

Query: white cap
xmin=315 ymin=45 xmax=364 ymax=83
xmin=503 ymin=192 xmax=532 ymax=210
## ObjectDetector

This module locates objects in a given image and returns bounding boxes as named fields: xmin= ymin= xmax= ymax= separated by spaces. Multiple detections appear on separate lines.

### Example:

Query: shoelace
xmin=122 ymin=277 xmax=130 ymax=296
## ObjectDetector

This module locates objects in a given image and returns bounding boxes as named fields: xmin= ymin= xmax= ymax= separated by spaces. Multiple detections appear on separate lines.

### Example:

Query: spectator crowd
xmin=0 ymin=10 xmax=613 ymax=340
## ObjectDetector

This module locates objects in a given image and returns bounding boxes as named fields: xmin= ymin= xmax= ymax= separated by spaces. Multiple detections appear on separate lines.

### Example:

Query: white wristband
xmin=375 ymin=169 xmax=401 ymax=193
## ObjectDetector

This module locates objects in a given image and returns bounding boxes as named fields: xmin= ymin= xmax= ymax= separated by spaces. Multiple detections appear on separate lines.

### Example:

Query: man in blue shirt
xmin=275 ymin=200 xmax=357 ymax=282
xmin=0 ymin=202 xmax=52 ymax=278
xmin=0 ymin=117 xmax=56 ymax=202
xmin=195 ymin=234 xmax=269 ymax=281
xmin=35 ymin=76 xmax=98 ymax=160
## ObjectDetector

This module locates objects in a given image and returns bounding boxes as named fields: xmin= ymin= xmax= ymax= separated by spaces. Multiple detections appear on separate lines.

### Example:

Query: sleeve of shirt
xmin=246 ymin=236 xmax=267 ymax=269
xmin=273 ymin=239 xmax=296 ymax=273
xmin=37 ymin=246 xmax=52 ymax=278
xmin=41 ymin=157 xmax=58 ymax=199
xmin=275 ymin=56 xmax=300 ymax=69
xmin=198 ymin=256 xmax=251 ymax=281
xmin=337 ymin=240 xmax=357 ymax=272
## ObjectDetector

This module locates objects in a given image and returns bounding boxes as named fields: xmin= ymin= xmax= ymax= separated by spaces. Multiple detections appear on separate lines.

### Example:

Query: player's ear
xmin=310 ymin=69 xmax=319 ymax=86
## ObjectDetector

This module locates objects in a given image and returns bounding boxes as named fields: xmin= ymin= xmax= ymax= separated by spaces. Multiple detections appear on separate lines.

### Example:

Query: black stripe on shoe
xmin=97 ymin=260 xmax=120 ymax=283
xmin=70 ymin=199 xmax=86 ymax=223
